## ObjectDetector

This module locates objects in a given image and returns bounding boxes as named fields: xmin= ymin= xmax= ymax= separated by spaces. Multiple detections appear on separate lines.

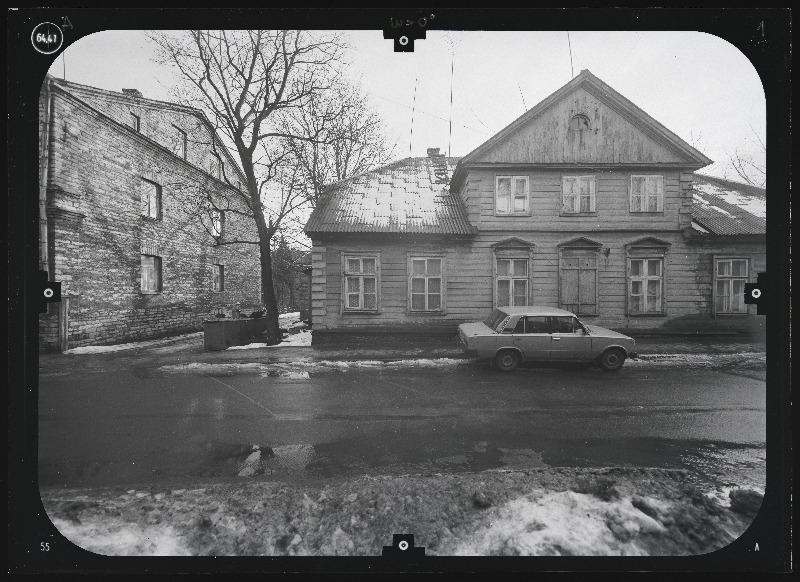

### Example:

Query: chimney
xmin=122 ymin=88 xmax=143 ymax=98
xmin=426 ymin=147 xmax=441 ymax=158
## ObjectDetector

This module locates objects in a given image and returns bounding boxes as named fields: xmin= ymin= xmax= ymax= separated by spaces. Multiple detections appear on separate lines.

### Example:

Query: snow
xmin=64 ymin=332 xmax=203 ymax=355
xmin=696 ymin=183 xmax=766 ymax=219
xmin=693 ymin=192 xmax=736 ymax=218
xmin=449 ymin=491 xmax=665 ymax=556
xmin=227 ymin=330 xmax=312 ymax=349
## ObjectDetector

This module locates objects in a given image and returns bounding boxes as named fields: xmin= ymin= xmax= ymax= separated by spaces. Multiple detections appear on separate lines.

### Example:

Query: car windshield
xmin=483 ymin=309 xmax=509 ymax=332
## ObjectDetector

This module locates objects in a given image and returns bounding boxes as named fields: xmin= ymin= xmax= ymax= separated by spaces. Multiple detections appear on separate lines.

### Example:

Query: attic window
xmin=569 ymin=114 xmax=590 ymax=148
xmin=569 ymin=114 xmax=590 ymax=131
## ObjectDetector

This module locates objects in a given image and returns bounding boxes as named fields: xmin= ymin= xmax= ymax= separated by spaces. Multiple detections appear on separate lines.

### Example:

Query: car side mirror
xmin=581 ymin=324 xmax=590 ymax=335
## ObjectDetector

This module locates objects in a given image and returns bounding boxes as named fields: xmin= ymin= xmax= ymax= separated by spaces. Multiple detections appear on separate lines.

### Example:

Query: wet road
xmin=38 ymin=359 xmax=766 ymax=489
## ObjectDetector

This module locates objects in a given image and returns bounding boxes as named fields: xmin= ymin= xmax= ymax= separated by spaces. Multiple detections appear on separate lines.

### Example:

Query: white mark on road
xmin=202 ymin=374 xmax=277 ymax=417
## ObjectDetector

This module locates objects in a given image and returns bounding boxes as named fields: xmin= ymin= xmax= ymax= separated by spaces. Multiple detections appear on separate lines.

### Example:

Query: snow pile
xmin=449 ymin=491 xmax=665 ymax=556
xmin=65 ymin=332 xmax=203 ymax=355
xmin=227 ymin=330 xmax=312 ymax=349
xmin=51 ymin=518 xmax=191 ymax=556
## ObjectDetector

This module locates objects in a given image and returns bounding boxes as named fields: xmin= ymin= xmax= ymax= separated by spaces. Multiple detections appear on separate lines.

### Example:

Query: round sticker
xmin=751 ymin=288 xmax=761 ymax=299
xmin=43 ymin=288 xmax=54 ymax=298
xmin=32 ymin=22 xmax=64 ymax=55
xmin=398 ymin=540 xmax=409 ymax=550
xmin=399 ymin=36 xmax=409 ymax=46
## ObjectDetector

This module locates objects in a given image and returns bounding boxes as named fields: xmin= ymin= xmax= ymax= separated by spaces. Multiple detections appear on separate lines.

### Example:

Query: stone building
xmin=305 ymin=70 xmax=766 ymax=343
xmin=39 ymin=76 xmax=262 ymax=351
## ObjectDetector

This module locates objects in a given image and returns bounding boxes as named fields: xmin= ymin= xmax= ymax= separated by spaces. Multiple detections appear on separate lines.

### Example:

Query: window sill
xmin=494 ymin=212 xmax=532 ymax=217
xmin=141 ymin=216 xmax=162 ymax=221
xmin=343 ymin=310 xmax=380 ymax=315
xmin=559 ymin=211 xmax=597 ymax=217
xmin=627 ymin=313 xmax=667 ymax=317
xmin=628 ymin=211 xmax=665 ymax=215
xmin=140 ymin=291 xmax=161 ymax=295
xmin=714 ymin=312 xmax=751 ymax=316
xmin=409 ymin=310 xmax=447 ymax=315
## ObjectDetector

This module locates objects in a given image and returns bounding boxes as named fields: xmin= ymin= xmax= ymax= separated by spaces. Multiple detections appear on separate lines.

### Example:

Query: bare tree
xmin=150 ymin=30 xmax=344 ymax=344
xmin=727 ymin=126 xmax=766 ymax=188
xmin=280 ymin=79 xmax=397 ymax=207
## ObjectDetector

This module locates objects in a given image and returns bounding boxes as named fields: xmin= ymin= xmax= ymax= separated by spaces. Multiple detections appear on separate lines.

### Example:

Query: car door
xmin=512 ymin=316 xmax=551 ymax=361
xmin=549 ymin=316 xmax=591 ymax=361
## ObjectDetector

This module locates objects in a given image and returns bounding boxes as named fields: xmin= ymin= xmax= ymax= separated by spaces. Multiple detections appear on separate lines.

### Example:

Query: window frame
xmin=130 ymin=111 xmax=140 ymax=132
xmin=561 ymin=175 xmax=597 ymax=215
xmin=558 ymin=247 xmax=599 ymax=316
xmin=407 ymin=255 xmax=446 ymax=313
xmin=494 ymin=175 xmax=530 ymax=216
xmin=141 ymin=178 xmax=162 ymax=221
xmin=627 ymin=256 xmax=665 ymax=315
xmin=172 ymin=125 xmax=187 ymax=159
xmin=341 ymin=252 xmax=380 ymax=314
xmin=212 ymin=263 xmax=225 ymax=293
xmin=210 ymin=209 xmax=225 ymax=239
xmin=629 ymin=174 xmax=665 ymax=213
xmin=140 ymin=254 xmax=162 ymax=294
xmin=495 ymin=257 xmax=530 ymax=308
xmin=712 ymin=256 xmax=751 ymax=316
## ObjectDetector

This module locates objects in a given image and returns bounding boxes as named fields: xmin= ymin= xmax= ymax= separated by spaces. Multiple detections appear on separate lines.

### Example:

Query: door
xmin=511 ymin=315 xmax=551 ymax=361
xmin=549 ymin=316 xmax=591 ymax=361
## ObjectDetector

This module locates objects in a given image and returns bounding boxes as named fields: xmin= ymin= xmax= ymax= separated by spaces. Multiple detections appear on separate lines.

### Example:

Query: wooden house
xmin=305 ymin=70 xmax=766 ymax=343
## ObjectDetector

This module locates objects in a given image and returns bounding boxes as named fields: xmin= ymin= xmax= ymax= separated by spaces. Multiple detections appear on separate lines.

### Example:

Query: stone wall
xmin=39 ymin=81 xmax=261 ymax=350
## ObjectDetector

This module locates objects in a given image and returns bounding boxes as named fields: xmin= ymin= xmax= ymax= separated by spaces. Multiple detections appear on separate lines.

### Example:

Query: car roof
xmin=496 ymin=306 xmax=577 ymax=317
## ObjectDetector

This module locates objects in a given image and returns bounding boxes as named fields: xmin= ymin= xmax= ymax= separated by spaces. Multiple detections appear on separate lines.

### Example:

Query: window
xmin=496 ymin=258 xmax=528 ymax=307
xmin=560 ymin=249 xmax=598 ymax=315
xmin=141 ymin=255 xmax=161 ymax=293
xmin=210 ymin=154 xmax=224 ymax=180
xmin=551 ymin=316 xmax=581 ymax=333
xmin=495 ymin=176 xmax=529 ymax=215
xmin=409 ymin=257 xmax=443 ymax=311
xmin=628 ymin=258 xmax=663 ymax=314
xmin=141 ymin=179 xmax=161 ymax=220
xmin=511 ymin=315 xmax=550 ymax=334
xmin=172 ymin=126 xmax=187 ymax=159
xmin=630 ymin=175 xmax=664 ymax=212
xmin=212 ymin=264 xmax=224 ymax=292
xmin=211 ymin=209 xmax=224 ymax=238
xmin=343 ymin=255 xmax=378 ymax=311
xmin=714 ymin=258 xmax=749 ymax=314
xmin=130 ymin=112 xmax=140 ymax=132
xmin=562 ymin=176 xmax=596 ymax=213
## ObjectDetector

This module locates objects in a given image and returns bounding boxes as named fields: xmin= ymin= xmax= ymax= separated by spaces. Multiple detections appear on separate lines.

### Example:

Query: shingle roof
xmin=691 ymin=174 xmax=766 ymax=236
xmin=304 ymin=156 xmax=475 ymax=235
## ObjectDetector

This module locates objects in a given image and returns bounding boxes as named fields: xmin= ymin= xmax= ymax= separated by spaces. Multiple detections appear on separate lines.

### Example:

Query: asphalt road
xmin=38 ymin=355 xmax=766 ymax=491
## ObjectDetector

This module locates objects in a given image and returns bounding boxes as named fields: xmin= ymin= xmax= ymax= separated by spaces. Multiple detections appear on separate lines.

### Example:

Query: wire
xmin=567 ymin=31 xmax=574 ymax=78
xmin=409 ymin=76 xmax=418 ymax=156
xmin=448 ymin=53 xmax=454 ymax=157
xmin=367 ymin=90 xmax=491 ymax=137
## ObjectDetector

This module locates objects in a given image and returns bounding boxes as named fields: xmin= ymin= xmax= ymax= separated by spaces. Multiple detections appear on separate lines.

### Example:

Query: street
xmin=39 ymin=348 xmax=766 ymax=492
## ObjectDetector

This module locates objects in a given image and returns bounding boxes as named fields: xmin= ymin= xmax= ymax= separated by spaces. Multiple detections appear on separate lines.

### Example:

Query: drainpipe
xmin=39 ymin=77 xmax=53 ymax=275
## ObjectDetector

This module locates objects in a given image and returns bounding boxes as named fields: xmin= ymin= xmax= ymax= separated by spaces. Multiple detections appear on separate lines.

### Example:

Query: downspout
xmin=39 ymin=77 xmax=53 ymax=275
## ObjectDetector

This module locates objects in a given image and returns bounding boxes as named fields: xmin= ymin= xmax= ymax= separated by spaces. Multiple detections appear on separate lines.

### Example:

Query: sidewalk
xmin=40 ymin=328 xmax=767 ymax=378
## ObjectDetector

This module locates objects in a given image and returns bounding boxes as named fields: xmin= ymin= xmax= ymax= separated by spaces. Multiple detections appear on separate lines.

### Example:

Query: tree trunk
xmin=258 ymin=232 xmax=281 ymax=345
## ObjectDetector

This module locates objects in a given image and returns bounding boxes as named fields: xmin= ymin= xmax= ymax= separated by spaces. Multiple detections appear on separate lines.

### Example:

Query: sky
xmin=47 ymin=29 xmax=767 ymax=246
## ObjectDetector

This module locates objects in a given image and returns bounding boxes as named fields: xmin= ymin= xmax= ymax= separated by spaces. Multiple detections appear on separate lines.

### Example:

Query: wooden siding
xmin=461 ymin=168 xmax=686 ymax=231
xmin=474 ymin=86 xmax=688 ymax=165
xmin=309 ymin=233 xmax=765 ymax=333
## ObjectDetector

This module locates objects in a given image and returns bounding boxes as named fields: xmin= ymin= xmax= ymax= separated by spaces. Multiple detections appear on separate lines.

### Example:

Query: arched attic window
xmin=569 ymin=114 xmax=591 ymax=148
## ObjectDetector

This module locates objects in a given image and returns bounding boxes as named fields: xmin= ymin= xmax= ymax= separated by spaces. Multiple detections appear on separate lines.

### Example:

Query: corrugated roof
xmin=305 ymin=156 xmax=475 ymax=235
xmin=691 ymin=174 xmax=766 ymax=236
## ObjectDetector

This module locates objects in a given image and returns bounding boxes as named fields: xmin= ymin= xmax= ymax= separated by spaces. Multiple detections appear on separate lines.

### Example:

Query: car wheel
xmin=494 ymin=349 xmax=520 ymax=372
xmin=600 ymin=348 xmax=626 ymax=371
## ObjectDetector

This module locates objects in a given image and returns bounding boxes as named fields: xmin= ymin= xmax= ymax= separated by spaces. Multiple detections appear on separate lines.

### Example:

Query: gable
xmin=459 ymin=70 xmax=711 ymax=171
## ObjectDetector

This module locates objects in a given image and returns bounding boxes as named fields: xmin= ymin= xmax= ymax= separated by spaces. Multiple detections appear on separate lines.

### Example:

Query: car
xmin=458 ymin=306 xmax=638 ymax=372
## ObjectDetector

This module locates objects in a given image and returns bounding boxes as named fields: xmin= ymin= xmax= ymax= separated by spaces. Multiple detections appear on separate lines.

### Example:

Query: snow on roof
xmin=304 ymin=156 xmax=475 ymax=235
xmin=691 ymin=174 xmax=766 ymax=236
